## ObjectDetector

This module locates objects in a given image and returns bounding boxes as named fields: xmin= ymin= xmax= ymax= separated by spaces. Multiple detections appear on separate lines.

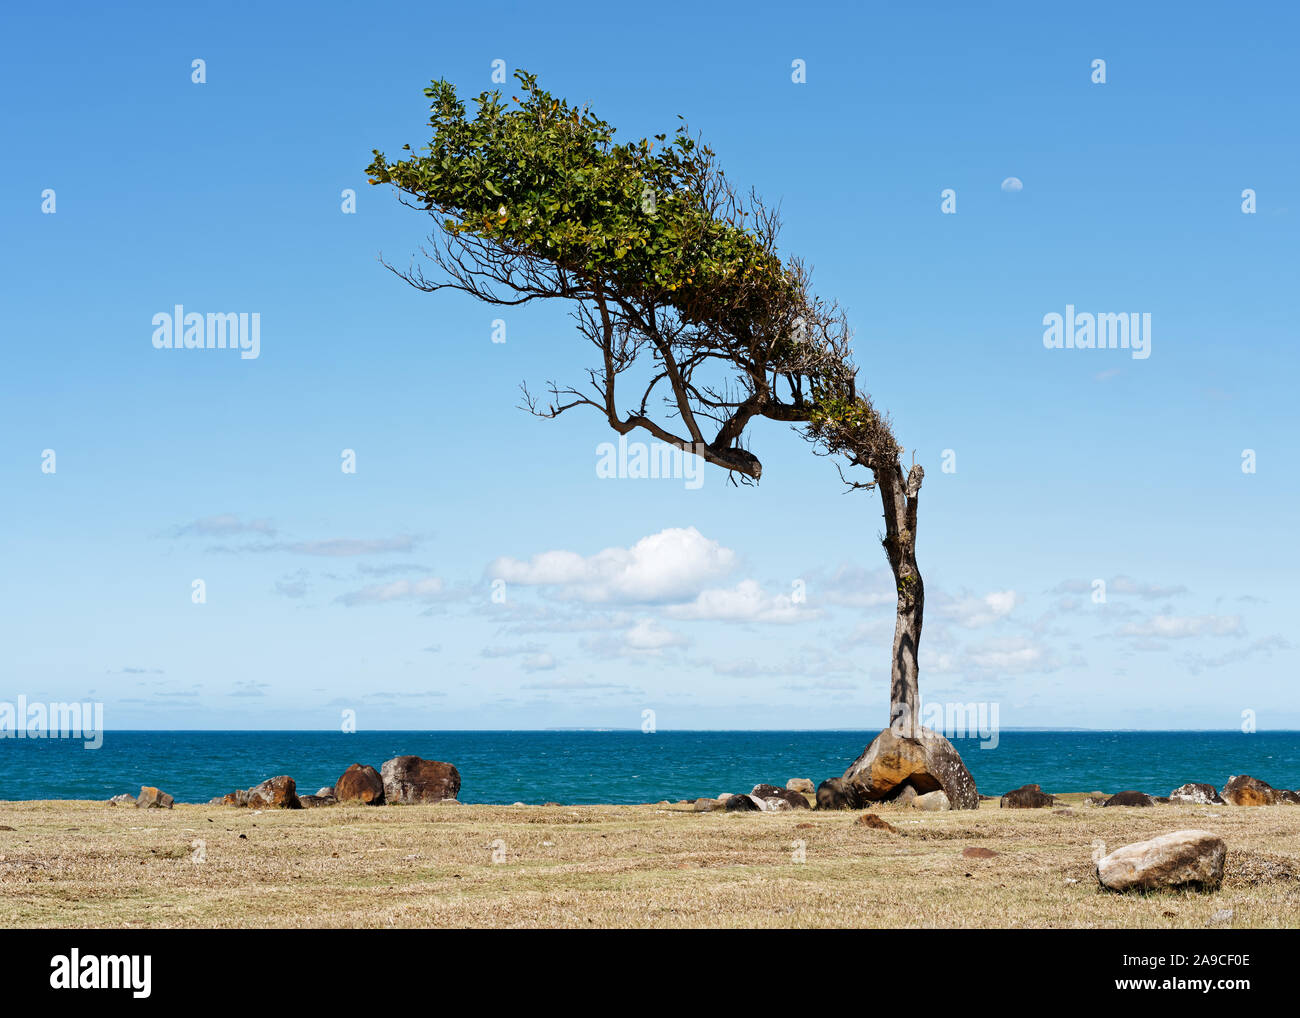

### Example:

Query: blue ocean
xmin=1 ymin=730 xmax=1297 ymax=804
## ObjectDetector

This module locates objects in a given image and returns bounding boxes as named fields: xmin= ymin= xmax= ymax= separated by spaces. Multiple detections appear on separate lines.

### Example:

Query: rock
xmin=334 ymin=763 xmax=385 ymax=805
xmin=962 ymin=846 xmax=997 ymax=859
xmin=786 ymin=778 xmax=815 ymax=794
xmin=914 ymin=790 xmax=950 ymax=811
xmin=816 ymin=777 xmax=865 ymax=810
xmin=220 ymin=790 xmax=250 ymax=807
xmin=1221 ymin=775 xmax=1278 ymax=807
xmin=1104 ymin=790 xmax=1156 ymax=808
xmin=694 ymin=797 xmax=723 ymax=812
xmin=107 ymin=794 xmax=135 ymax=806
xmin=1170 ymin=783 xmax=1224 ymax=806
xmin=246 ymin=775 xmax=300 ymax=809
xmin=724 ymin=793 xmax=764 ymax=812
xmin=892 ymin=784 xmax=918 ymax=808
xmin=1280 ymin=790 xmax=1300 ymax=804
xmin=136 ymin=786 xmax=174 ymax=809
xmin=840 ymin=726 xmax=978 ymax=809
xmin=298 ymin=794 xmax=335 ymax=808
xmin=855 ymin=813 xmax=897 ymax=832
xmin=380 ymin=756 xmax=461 ymax=805
xmin=1154 ymin=796 xmax=1171 ymax=805
xmin=716 ymin=793 xmax=734 ymax=803
xmin=751 ymin=784 xmax=810 ymax=809
xmin=1096 ymin=830 xmax=1226 ymax=892
xmin=1083 ymin=791 xmax=1108 ymax=806
xmin=315 ymin=787 xmax=334 ymax=798
xmin=1000 ymin=783 xmax=1054 ymax=809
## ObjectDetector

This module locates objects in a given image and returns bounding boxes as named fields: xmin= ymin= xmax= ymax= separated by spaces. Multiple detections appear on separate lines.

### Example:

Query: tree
xmin=368 ymin=72 xmax=931 ymax=740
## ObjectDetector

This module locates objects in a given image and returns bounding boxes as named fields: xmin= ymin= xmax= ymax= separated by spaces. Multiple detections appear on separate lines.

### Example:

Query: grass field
xmin=1 ymin=795 xmax=1297 ymax=928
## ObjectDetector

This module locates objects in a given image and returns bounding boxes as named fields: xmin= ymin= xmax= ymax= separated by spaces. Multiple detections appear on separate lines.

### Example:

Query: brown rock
xmin=1096 ymin=830 xmax=1226 ymax=892
xmin=786 ymin=778 xmax=815 ymax=794
xmin=1221 ymin=775 xmax=1279 ymax=807
xmin=298 ymin=794 xmax=335 ymax=808
xmin=220 ymin=790 xmax=250 ymax=807
xmin=816 ymin=777 xmax=866 ymax=810
xmin=1170 ymin=783 xmax=1224 ymax=805
xmin=841 ymin=726 xmax=978 ymax=809
xmin=1279 ymin=790 xmax=1300 ymax=805
xmin=962 ymin=846 xmax=997 ymax=859
xmin=855 ymin=813 xmax=897 ymax=833
xmin=914 ymin=790 xmax=950 ymax=811
xmin=724 ymin=793 xmax=764 ymax=812
xmin=892 ymin=784 xmax=918 ymax=807
xmin=1104 ymin=790 xmax=1156 ymax=807
xmin=380 ymin=756 xmax=461 ymax=805
xmin=693 ymin=797 xmax=723 ymax=812
xmin=751 ymin=783 xmax=810 ymax=809
xmin=246 ymin=775 xmax=300 ymax=809
xmin=334 ymin=763 xmax=385 ymax=805
xmin=135 ymin=786 xmax=174 ymax=809
xmin=1000 ymin=783 xmax=1054 ymax=809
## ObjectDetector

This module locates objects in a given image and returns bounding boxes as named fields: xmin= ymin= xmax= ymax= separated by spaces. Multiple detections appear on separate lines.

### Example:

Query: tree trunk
xmin=877 ymin=457 xmax=924 ymax=739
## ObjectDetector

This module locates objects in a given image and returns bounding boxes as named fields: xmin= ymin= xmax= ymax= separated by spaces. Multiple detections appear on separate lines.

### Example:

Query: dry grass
xmin=1 ymin=796 xmax=1297 ymax=928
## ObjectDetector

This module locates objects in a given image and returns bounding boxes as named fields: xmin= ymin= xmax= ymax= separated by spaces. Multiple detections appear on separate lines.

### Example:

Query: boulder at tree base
xmin=839 ymin=726 xmax=978 ymax=810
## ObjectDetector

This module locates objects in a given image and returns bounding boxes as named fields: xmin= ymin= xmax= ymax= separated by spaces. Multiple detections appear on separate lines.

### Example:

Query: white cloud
xmin=337 ymin=576 xmax=445 ymax=606
xmin=809 ymin=564 xmax=896 ymax=609
xmin=174 ymin=513 xmax=276 ymax=537
xmin=521 ymin=677 xmax=625 ymax=691
xmin=940 ymin=590 xmax=1019 ymax=628
xmin=488 ymin=527 xmax=735 ymax=604
xmin=624 ymin=617 xmax=687 ymax=652
xmin=1052 ymin=575 xmax=1188 ymax=601
xmin=1184 ymin=634 xmax=1290 ymax=673
xmin=481 ymin=642 xmax=545 ymax=659
xmin=211 ymin=535 xmax=418 ymax=557
xmin=1119 ymin=614 xmax=1244 ymax=640
xmin=964 ymin=636 xmax=1059 ymax=674
xmin=665 ymin=579 xmax=809 ymax=624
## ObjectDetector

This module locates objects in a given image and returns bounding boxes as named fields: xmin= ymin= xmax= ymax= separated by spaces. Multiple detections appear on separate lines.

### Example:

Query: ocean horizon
xmin=3 ymin=729 xmax=1296 ymax=805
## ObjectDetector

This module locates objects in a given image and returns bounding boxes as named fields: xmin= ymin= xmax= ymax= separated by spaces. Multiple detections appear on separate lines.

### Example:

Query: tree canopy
xmin=366 ymin=71 xmax=898 ymax=482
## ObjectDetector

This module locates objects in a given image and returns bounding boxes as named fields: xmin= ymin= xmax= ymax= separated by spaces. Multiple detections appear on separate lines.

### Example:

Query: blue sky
xmin=1 ymin=1 xmax=1296 ymax=730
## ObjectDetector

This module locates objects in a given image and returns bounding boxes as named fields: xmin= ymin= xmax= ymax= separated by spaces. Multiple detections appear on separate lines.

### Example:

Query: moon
xmin=1001 ymin=177 xmax=1024 ymax=193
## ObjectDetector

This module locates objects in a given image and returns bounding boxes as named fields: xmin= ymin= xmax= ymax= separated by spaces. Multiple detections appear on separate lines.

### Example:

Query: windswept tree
xmin=368 ymin=72 xmax=972 ymax=802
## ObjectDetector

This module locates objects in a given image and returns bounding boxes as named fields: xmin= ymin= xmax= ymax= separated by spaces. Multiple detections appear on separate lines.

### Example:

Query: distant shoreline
xmin=6 ymin=727 xmax=1294 ymax=734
